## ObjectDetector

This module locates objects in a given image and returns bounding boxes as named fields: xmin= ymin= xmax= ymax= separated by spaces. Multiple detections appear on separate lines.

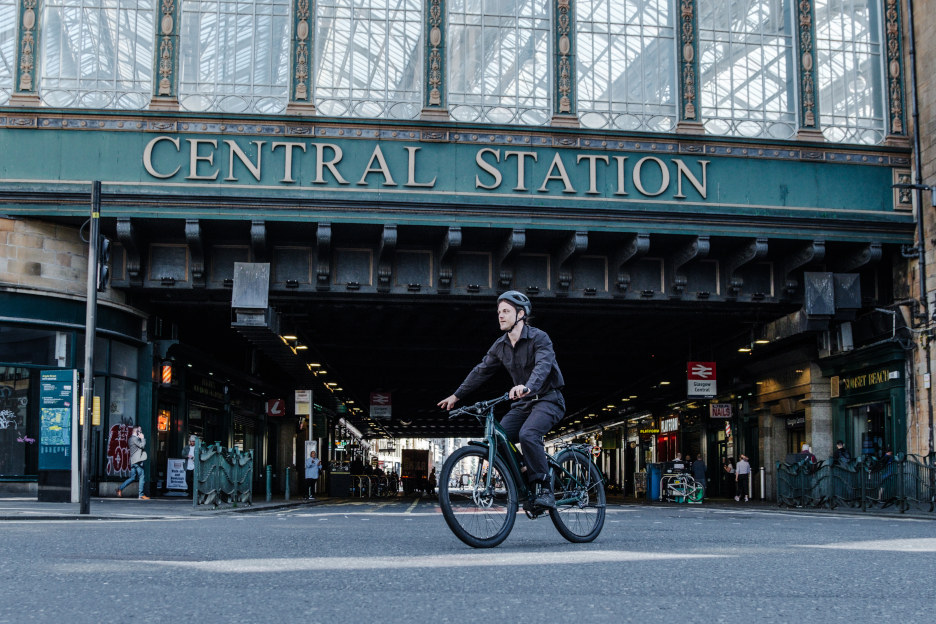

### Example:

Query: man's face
xmin=497 ymin=302 xmax=521 ymax=330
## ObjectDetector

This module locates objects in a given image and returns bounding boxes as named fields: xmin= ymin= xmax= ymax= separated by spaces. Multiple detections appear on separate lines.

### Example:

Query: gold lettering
xmin=312 ymin=143 xmax=348 ymax=185
xmin=224 ymin=140 xmax=265 ymax=182
xmin=185 ymin=139 xmax=219 ymax=181
xmin=404 ymin=146 xmax=436 ymax=187
xmin=504 ymin=151 xmax=537 ymax=191
xmin=632 ymin=156 xmax=669 ymax=197
xmin=538 ymin=152 xmax=575 ymax=193
xmin=475 ymin=148 xmax=502 ymax=190
xmin=357 ymin=144 xmax=396 ymax=186
xmin=577 ymin=154 xmax=609 ymax=195
xmin=143 ymin=136 xmax=181 ymax=179
xmin=673 ymin=159 xmax=708 ymax=199
xmin=271 ymin=141 xmax=306 ymax=183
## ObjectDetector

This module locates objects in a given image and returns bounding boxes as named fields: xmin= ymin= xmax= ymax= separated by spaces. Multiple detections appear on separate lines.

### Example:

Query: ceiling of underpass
xmin=151 ymin=293 xmax=802 ymax=440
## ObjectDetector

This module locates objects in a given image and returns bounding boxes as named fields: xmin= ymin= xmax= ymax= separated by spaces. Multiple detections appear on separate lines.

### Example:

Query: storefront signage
xmin=839 ymin=369 xmax=900 ymax=394
xmin=709 ymin=403 xmax=732 ymax=419
xmin=687 ymin=361 xmax=717 ymax=398
xmin=38 ymin=369 xmax=76 ymax=471
xmin=166 ymin=458 xmax=187 ymax=490
xmin=639 ymin=427 xmax=660 ymax=435
xmin=661 ymin=417 xmax=679 ymax=433
xmin=785 ymin=415 xmax=806 ymax=429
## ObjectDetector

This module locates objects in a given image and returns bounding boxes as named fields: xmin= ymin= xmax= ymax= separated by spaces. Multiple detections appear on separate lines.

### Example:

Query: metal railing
xmin=193 ymin=441 xmax=254 ymax=508
xmin=776 ymin=453 xmax=935 ymax=513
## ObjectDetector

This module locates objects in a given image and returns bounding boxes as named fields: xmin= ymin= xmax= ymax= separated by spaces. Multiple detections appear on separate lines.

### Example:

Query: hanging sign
xmin=294 ymin=390 xmax=312 ymax=416
xmin=266 ymin=398 xmax=286 ymax=417
xmin=370 ymin=392 xmax=392 ymax=421
xmin=687 ymin=361 xmax=717 ymax=398
xmin=709 ymin=403 xmax=732 ymax=419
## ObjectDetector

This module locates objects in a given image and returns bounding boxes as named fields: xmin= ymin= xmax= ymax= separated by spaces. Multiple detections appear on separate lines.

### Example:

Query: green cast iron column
xmin=150 ymin=0 xmax=181 ymax=110
xmin=675 ymin=0 xmax=703 ymax=134
xmin=551 ymin=0 xmax=578 ymax=127
xmin=287 ymin=0 xmax=317 ymax=114
xmin=10 ymin=0 xmax=41 ymax=105
xmin=794 ymin=0 xmax=822 ymax=140
xmin=421 ymin=0 xmax=448 ymax=121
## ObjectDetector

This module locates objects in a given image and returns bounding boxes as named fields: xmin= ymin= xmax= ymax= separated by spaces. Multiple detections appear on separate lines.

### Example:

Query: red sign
xmin=687 ymin=361 xmax=717 ymax=398
xmin=266 ymin=398 xmax=286 ymax=417
xmin=687 ymin=361 xmax=716 ymax=379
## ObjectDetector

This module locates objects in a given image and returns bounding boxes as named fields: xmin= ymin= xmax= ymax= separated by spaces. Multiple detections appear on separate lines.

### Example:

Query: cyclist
xmin=438 ymin=290 xmax=566 ymax=509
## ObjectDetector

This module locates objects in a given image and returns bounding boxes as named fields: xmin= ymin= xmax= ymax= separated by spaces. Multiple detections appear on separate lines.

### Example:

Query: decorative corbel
xmin=783 ymin=239 xmax=825 ymax=296
xmin=315 ymin=222 xmax=332 ymax=290
xmin=669 ymin=235 xmax=709 ymax=295
xmin=377 ymin=224 xmax=397 ymax=292
xmin=726 ymin=238 xmax=768 ymax=296
xmin=116 ymin=218 xmax=141 ymax=284
xmin=555 ymin=231 xmax=588 ymax=294
xmin=496 ymin=229 xmax=525 ymax=289
xmin=438 ymin=226 xmax=461 ymax=293
xmin=250 ymin=220 xmax=267 ymax=261
xmin=613 ymin=233 xmax=650 ymax=294
xmin=185 ymin=219 xmax=205 ymax=285
xmin=834 ymin=242 xmax=882 ymax=273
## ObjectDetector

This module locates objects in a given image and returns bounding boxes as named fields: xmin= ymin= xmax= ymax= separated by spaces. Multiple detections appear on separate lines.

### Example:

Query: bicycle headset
xmin=497 ymin=290 xmax=532 ymax=332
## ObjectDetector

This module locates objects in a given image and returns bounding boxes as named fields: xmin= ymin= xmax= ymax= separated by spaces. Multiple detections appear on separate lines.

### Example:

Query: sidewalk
xmin=0 ymin=494 xmax=323 ymax=521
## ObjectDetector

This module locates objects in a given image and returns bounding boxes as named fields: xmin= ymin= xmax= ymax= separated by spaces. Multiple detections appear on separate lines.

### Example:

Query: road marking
xmin=405 ymin=499 xmax=419 ymax=514
xmin=800 ymin=537 xmax=936 ymax=552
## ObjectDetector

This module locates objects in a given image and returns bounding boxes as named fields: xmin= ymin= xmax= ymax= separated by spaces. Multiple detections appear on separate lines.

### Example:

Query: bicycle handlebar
xmin=448 ymin=392 xmax=511 ymax=419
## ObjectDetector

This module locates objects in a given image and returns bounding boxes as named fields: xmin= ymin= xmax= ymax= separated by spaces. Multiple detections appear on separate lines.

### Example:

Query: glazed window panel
xmin=576 ymin=0 xmax=677 ymax=132
xmin=314 ymin=0 xmax=423 ymax=119
xmin=39 ymin=0 xmax=155 ymax=109
xmin=0 ymin=0 xmax=14 ymax=105
xmin=179 ymin=0 xmax=291 ymax=114
xmin=814 ymin=0 xmax=885 ymax=144
xmin=448 ymin=0 xmax=551 ymax=125
xmin=698 ymin=0 xmax=796 ymax=139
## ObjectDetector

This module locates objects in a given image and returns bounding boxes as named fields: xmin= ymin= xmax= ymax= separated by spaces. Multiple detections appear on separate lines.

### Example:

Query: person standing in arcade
xmin=438 ymin=290 xmax=566 ymax=509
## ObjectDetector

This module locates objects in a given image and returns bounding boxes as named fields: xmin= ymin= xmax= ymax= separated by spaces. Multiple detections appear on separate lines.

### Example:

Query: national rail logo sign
xmin=687 ymin=361 xmax=716 ymax=399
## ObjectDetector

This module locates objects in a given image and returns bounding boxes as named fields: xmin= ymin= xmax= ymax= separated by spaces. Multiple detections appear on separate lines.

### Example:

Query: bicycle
xmin=661 ymin=472 xmax=703 ymax=504
xmin=438 ymin=393 xmax=606 ymax=548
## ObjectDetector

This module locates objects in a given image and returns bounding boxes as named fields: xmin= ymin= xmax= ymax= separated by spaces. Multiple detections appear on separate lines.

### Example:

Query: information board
xmin=39 ymin=370 xmax=77 ymax=471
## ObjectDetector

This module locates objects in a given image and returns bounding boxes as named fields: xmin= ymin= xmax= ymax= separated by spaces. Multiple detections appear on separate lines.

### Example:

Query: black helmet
xmin=497 ymin=290 xmax=531 ymax=317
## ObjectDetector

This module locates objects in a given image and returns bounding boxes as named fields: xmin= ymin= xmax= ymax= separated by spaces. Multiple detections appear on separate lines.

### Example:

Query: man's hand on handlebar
xmin=508 ymin=385 xmax=530 ymax=400
xmin=437 ymin=394 xmax=459 ymax=410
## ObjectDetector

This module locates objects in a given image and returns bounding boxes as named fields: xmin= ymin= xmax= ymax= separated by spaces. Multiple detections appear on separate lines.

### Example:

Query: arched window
xmin=698 ymin=0 xmax=795 ymax=139
xmin=448 ymin=0 xmax=551 ymax=125
xmin=314 ymin=0 xmax=423 ymax=119
xmin=815 ymin=0 xmax=885 ymax=144
xmin=576 ymin=0 xmax=676 ymax=132
xmin=39 ymin=0 xmax=154 ymax=109
xmin=179 ymin=0 xmax=291 ymax=114
xmin=0 ymin=0 xmax=14 ymax=105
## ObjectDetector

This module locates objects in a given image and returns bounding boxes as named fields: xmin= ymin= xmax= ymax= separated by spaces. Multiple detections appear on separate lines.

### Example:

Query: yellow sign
xmin=79 ymin=395 xmax=101 ymax=426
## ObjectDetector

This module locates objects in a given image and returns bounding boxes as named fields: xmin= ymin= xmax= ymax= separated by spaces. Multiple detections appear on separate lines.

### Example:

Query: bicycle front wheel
xmin=438 ymin=446 xmax=518 ymax=548
xmin=549 ymin=450 xmax=606 ymax=543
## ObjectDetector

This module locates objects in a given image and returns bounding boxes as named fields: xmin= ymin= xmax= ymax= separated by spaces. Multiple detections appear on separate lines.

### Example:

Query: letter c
xmin=143 ymin=136 xmax=181 ymax=179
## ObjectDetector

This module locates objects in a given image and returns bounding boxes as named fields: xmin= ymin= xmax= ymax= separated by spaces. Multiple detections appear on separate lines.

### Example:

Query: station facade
xmin=1 ymin=0 xmax=933 ymax=500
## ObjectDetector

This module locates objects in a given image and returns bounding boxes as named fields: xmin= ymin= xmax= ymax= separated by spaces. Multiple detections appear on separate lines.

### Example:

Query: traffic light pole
xmin=79 ymin=181 xmax=101 ymax=515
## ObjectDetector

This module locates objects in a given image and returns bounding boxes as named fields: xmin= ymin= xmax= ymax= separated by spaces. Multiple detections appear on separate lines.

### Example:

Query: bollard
xmin=266 ymin=465 xmax=272 ymax=502
xmin=285 ymin=466 xmax=291 ymax=501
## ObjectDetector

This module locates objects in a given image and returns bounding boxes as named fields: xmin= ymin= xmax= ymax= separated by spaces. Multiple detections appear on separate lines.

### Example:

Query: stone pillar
xmin=793 ymin=0 xmax=823 ymax=140
xmin=149 ymin=0 xmax=181 ymax=110
xmin=803 ymin=361 xmax=833 ymax=458
xmin=420 ymin=0 xmax=448 ymax=121
xmin=287 ymin=0 xmax=317 ymax=114
xmin=756 ymin=407 xmax=782 ymax=499
xmin=675 ymin=0 xmax=703 ymax=134
xmin=9 ymin=0 xmax=41 ymax=106
xmin=550 ymin=0 xmax=578 ymax=127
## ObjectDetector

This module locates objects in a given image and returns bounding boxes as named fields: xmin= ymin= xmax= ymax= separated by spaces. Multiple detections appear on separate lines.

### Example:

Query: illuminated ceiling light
xmin=629 ymin=395 xmax=637 ymax=399
xmin=755 ymin=339 xmax=770 ymax=344
xmin=309 ymin=363 xmax=321 ymax=368
xmin=295 ymin=345 xmax=308 ymax=350
xmin=738 ymin=346 xmax=752 ymax=353
xmin=659 ymin=381 xmax=670 ymax=385
xmin=282 ymin=334 xmax=298 ymax=341
xmin=326 ymin=382 xmax=337 ymax=387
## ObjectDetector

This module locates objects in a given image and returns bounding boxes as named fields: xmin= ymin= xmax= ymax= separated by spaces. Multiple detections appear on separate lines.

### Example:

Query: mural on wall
xmin=105 ymin=423 xmax=132 ymax=477
xmin=0 ymin=382 xmax=29 ymax=476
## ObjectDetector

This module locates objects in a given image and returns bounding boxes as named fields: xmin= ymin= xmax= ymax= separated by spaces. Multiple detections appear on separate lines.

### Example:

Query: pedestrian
xmin=428 ymin=467 xmax=437 ymax=498
xmin=833 ymin=440 xmax=851 ymax=465
xmin=735 ymin=454 xmax=751 ymax=502
xmin=183 ymin=434 xmax=197 ymax=495
xmin=438 ymin=290 xmax=566 ymax=510
xmin=801 ymin=443 xmax=818 ymax=473
xmin=692 ymin=453 xmax=707 ymax=499
xmin=723 ymin=457 xmax=735 ymax=496
xmin=117 ymin=426 xmax=149 ymax=500
xmin=304 ymin=450 xmax=322 ymax=500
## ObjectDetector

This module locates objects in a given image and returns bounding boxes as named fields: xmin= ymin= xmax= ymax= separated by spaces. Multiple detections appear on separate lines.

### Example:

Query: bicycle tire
xmin=549 ymin=449 xmax=606 ymax=543
xmin=438 ymin=446 xmax=518 ymax=548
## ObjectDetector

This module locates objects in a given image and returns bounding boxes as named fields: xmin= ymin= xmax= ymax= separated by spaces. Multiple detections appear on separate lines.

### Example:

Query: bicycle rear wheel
xmin=438 ymin=446 xmax=518 ymax=548
xmin=549 ymin=450 xmax=606 ymax=543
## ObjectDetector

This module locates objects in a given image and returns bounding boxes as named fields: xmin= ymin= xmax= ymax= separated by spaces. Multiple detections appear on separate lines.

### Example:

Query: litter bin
xmin=646 ymin=464 xmax=662 ymax=501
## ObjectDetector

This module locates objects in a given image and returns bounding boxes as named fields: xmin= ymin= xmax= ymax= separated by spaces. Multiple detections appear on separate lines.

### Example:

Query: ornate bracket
xmin=377 ymin=224 xmax=397 ymax=292
xmin=496 ymin=229 xmax=525 ymax=289
xmin=835 ymin=242 xmax=882 ymax=273
xmin=726 ymin=238 xmax=768 ymax=296
xmin=783 ymin=239 xmax=825 ymax=295
xmin=613 ymin=233 xmax=650 ymax=294
xmin=438 ymin=226 xmax=461 ymax=293
xmin=555 ymin=231 xmax=588 ymax=294
xmin=669 ymin=235 xmax=709 ymax=295
xmin=116 ymin=218 xmax=142 ymax=284
xmin=250 ymin=220 xmax=267 ymax=261
xmin=185 ymin=219 xmax=205 ymax=284
xmin=315 ymin=222 xmax=332 ymax=290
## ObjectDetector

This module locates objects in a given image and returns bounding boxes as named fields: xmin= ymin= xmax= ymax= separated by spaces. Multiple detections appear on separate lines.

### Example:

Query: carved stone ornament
xmin=17 ymin=0 xmax=38 ymax=92
xmin=294 ymin=0 xmax=311 ymax=101
xmin=797 ymin=0 xmax=817 ymax=128
xmin=679 ymin=0 xmax=697 ymax=120
xmin=426 ymin=0 xmax=444 ymax=107
xmin=885 ymin=0 xmax=904 ymax=134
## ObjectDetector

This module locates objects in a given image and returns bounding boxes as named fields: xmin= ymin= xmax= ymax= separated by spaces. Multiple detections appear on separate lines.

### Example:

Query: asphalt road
xmin=0 ymin=499 xmax=933 ymax=623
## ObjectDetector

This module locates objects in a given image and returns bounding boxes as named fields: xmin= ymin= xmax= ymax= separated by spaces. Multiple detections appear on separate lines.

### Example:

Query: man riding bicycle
xmin=438 ymin=290 xmax=566 ymax=509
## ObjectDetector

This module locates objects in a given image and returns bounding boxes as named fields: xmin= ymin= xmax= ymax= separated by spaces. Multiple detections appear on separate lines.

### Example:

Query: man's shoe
xmin=116 ymin=488 xmax=122 ymax=497
xmin=139 ymin=495 xmax=150 ymax=500
xmin=533 ymin=488 xmax=556 ymax=509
